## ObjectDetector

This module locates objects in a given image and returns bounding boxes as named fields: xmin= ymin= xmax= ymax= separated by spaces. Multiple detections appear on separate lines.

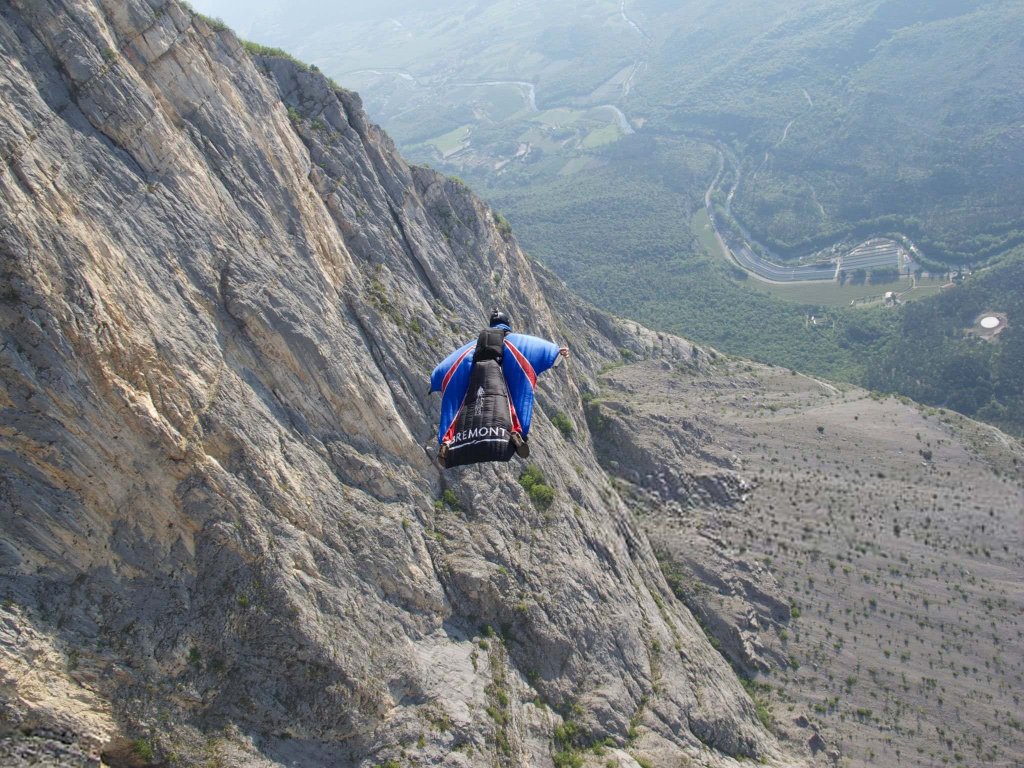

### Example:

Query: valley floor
xmin=593 ymin=358 xmax=1024 ymax=767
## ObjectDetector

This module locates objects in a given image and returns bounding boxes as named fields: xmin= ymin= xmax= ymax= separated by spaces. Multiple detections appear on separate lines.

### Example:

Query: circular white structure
xmin=980 ymin=316 xmax=1000 ymax=329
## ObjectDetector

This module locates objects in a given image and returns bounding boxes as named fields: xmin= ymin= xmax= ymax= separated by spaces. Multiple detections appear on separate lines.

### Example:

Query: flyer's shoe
xmin=510 ymin=432 xmax=529 ymax=458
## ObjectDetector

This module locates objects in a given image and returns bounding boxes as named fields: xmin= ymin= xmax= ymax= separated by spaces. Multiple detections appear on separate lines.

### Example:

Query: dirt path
xmin=622 ymin=60 xmax=643 ymax=97
xmin=795 ymin=371 xmax=840 ymax=396
xmin=777 ymin=118 xmax=795 ymax=147
xmin=809 ymin=185 xmax=826 ymax=218
xmin=704 ymin=150 xmax=725 ymax=209
xmin=982 ymin=421 xmax=1018 ymax=452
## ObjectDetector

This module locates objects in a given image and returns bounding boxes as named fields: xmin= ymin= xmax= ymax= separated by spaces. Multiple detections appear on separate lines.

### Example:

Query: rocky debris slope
xmin=0 ymin=2 xmax=804 ymax=766
xmin=585 ymin=361 xmax=794 ymax=675
xmin=0 ymin=732 xmax=101 ymax=768
xmin=587 ymin=357 xmax=1024 ymax=767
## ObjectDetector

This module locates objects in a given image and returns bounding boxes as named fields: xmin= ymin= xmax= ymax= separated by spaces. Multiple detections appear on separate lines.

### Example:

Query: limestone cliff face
xmin=0 ymin=3 xmax=798 ymax=766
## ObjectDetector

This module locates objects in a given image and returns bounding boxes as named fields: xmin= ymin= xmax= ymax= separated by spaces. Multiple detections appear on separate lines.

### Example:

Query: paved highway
xmin=730 ymin=242 xmax=835 ymax=282
xmin=704 ymin=151 xmax=915 ymax=283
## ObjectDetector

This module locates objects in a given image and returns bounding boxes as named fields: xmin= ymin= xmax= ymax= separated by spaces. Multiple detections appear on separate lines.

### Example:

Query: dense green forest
xmin=486 ymin=140 xmax=895 ymax=383
xmin=864 ymin=254 xmax=1024 ymax=437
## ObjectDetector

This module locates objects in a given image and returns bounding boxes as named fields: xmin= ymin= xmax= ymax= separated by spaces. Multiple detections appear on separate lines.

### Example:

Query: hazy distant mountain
xmin=192 ymin=0 xmax=1024 ymax=267
xmin=194 ymin=0 xmax=467 ymax=38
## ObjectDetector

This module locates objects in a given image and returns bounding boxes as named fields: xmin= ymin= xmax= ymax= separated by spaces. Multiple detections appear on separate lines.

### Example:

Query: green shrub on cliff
xmin=519 ymin=464 xmax=555 ymax=509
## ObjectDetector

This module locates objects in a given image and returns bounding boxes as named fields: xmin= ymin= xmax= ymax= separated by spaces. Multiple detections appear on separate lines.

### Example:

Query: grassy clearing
xmin=460 ymin=84 xmax=527 ymax=122
xmin=899 ymin=276 xmax=947 ymax=302
xmin=425 ymin=125 xmax=472 ymax=155
xmin=581 ymin=123 xmax=621 ymax=148
xmin=485 ymin=86 xmax=530 ymax=121
xmin=692 ymin=208 xmax=728 ymax=263
xmin=516 ymin=126 xmax=571 ymax=154
xmin=533 ymin=108 xmax=586 ymax=127
xmin=558 ymin=156 xmax=601 ymax=176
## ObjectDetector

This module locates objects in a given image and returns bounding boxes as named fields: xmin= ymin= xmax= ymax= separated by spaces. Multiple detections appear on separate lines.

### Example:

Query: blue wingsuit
xmin=430 ymin=323 xmax=561 ymax=467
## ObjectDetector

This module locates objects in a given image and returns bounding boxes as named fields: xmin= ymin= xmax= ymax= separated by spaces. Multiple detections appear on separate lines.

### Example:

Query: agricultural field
xmin=749 ymin=280 xmax=907 ymax=308
xmin=580 ymin=123 xmax=621 ymax=149
xmin=424 ymin=124 xmax=472 ymax=157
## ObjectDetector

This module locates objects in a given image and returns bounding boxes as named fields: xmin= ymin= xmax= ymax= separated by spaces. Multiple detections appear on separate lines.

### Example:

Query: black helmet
xmin=489 ymin=310 xmax=511 ymax=328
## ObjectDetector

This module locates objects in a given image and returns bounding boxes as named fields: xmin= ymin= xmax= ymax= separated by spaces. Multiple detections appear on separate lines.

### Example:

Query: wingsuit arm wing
xmin=430 ymin=340 xmax=476 ymax=443
xmin=430 ymin=341 xmax=475 ymax=392
xmin=502 ymin=333 xmax=562 ymax=437
xmin=505 ymin=333 xmax=561 ymax=377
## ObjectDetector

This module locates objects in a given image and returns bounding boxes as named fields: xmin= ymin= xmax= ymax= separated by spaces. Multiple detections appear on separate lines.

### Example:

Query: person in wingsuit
xmin=429 ymin=310 xmax=569 ymax=469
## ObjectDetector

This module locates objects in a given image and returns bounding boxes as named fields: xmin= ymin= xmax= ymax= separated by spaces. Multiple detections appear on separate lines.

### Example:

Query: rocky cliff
xmin=0 ymin=2 xmax=803 ymax=766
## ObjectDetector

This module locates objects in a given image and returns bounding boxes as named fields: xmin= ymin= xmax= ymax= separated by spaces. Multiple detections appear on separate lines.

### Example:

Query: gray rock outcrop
xmin=0 ymin=2 xmax=802 ymax=766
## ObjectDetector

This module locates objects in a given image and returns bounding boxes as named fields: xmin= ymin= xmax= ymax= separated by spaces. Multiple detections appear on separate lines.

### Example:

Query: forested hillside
xmin=865 ymin=254 xmax=1024 ymax=436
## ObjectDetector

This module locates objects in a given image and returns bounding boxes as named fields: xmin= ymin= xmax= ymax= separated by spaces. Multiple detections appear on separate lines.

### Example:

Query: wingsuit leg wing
xmin=442 ymin=353 xmax=518 ymax=467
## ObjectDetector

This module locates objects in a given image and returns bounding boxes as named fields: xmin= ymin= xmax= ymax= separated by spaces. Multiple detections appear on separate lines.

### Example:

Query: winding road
xmin=602 ymin=104 xmax=635 ymax=135
xmin=729 ymin=242 xmax=836 ymax=282
xmin=620 ymin=0 xmax=645 ymax=37
xmin=704 ymin=147 xmax=914 ymax=284
xmin=777 ymin=118 xmax=795 ymax=147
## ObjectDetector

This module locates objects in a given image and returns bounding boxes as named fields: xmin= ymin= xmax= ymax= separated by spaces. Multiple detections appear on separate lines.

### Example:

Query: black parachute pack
xmin=442 ymin=327 xmax=518 ymax=468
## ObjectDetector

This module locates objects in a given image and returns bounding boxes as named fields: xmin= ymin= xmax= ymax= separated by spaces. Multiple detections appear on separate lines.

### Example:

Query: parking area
xmin=841 ymin=239 xmax=905 ymax=271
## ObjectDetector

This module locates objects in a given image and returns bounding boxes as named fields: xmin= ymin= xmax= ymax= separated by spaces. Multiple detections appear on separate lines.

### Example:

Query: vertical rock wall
xmin=0 ymin=2 xmax=797 ymax=766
